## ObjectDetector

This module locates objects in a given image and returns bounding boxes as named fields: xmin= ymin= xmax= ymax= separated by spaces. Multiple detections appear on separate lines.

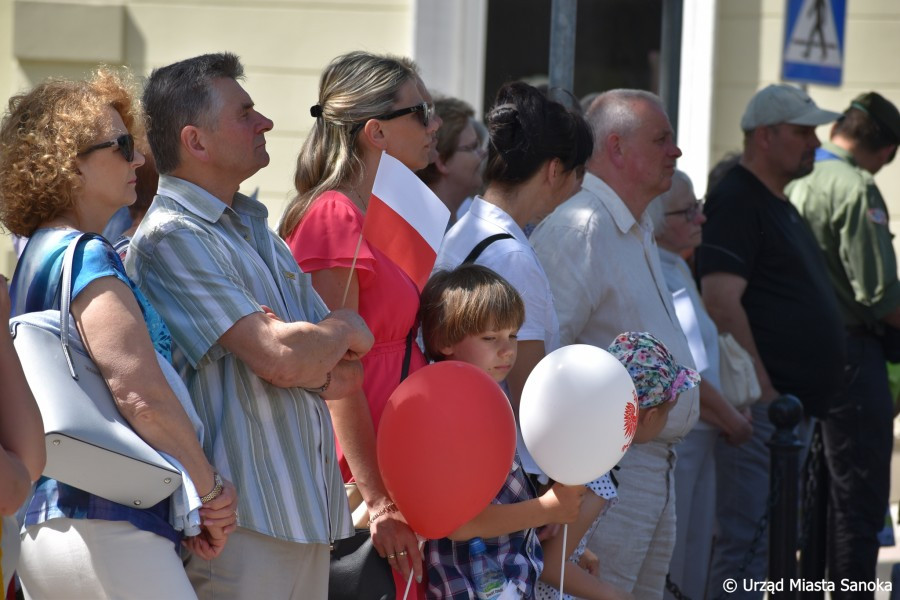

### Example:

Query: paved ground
xmin=873 ymin=441 xmax=900 ymax=600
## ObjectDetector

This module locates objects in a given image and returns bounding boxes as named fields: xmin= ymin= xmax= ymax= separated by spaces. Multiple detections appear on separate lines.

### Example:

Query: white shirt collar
xmin=581 ymin=172 xmax=652 ymax=236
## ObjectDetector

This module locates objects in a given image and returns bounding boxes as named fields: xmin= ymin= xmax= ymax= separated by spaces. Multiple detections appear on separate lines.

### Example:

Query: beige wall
xmin=0 ymin=0 xmax=414 ymax=275
xmin=4 ymin=0 xmax=900 ymax=276
xmin=711 ymin=0 xmax=900 ymax=220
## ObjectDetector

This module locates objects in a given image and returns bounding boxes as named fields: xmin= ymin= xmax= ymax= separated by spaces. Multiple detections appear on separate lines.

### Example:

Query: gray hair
xmin=143 ymin=53 xmax=244 ymax=174
xmin=586 ymin=89 xmax=665 ymax=152
xmin=647 ymin=169 xmax=694 ymax=233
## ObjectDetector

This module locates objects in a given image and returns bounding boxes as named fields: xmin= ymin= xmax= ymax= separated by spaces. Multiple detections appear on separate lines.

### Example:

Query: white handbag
xmin=717 ymin=332 xmax=762 ymax=410
xmin=9 ymin=234 xmax=180 ymax=508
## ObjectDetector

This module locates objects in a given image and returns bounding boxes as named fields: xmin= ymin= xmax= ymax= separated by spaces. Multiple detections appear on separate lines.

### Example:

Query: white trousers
xmin=18 ymin=518 xmax=196 ymax=600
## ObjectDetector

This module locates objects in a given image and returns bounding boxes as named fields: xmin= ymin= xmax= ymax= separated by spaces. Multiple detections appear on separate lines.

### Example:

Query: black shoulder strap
xmin=462 ymin=233 xmax=514 ymax=264
xmin=400 ymin=327 xmax=415 ymax=383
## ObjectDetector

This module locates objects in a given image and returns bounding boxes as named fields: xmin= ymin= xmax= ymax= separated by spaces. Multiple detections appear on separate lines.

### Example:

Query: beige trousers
xmin=184 ymin=526 xmax=330 ymax=600
xmin=588 ymin=440 xmax=676 ymax=600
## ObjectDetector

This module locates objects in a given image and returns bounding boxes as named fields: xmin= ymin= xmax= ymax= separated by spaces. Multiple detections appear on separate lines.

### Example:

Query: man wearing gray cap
xmin=696 ymin=84 xmax=846 ymax=596
xmin=788 ymin=92 xmax=900 ymax=595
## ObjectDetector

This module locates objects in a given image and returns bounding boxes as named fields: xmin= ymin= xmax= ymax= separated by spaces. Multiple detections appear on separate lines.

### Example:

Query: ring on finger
xmin=397 ymin=550 xmax=408 ymax=557
xmin=386 ymin=553 xmax=396 ymax=560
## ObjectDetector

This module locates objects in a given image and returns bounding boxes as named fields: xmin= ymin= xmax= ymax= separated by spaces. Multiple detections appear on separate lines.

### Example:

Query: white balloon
xmin=520 ymin=344 xmax=639 ymax=485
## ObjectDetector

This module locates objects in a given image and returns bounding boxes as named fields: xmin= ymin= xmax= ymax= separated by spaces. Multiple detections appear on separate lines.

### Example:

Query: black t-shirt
xmin=696 ymin=164 xmax=845 ymax=418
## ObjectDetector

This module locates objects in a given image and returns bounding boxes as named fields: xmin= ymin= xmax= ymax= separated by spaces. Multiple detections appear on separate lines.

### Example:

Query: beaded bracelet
xmin=303 ymin=371 xmax=331 ymax=394
xmin=369 ymin=502 xmax=399 ymax=525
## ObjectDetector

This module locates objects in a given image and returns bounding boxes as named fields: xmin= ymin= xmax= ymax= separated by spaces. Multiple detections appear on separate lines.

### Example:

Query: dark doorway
xmin=483 ymin=0 xmax=664 ymax=113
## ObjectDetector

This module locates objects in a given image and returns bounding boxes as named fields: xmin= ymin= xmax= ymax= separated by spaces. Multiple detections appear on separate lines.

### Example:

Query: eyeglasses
xmin=665 ymin=199 xmax=704 ymax=222
xmin=456 ymin=140 xmax=487 ymax=157
xmin=78 ymin=133 xmax=135 ymax=162
xmin=351 ymin=102 xmax=432 ymax=134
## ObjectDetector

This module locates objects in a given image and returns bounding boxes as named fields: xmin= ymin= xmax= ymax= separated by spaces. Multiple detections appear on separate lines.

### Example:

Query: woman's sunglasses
xmin=351 ymin=102 xmax=432 ymax=134
xmin=78 ymin=133 xmax=135 ymax=162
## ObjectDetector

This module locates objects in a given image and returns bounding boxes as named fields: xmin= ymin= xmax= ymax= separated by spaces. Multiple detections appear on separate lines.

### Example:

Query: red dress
xmin=285 ymin=190 xmax=428 ymax=480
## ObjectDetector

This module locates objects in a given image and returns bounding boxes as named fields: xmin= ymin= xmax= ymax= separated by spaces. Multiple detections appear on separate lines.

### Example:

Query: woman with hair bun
xmin=434 ymin=81 xmax=593 ymax=479
xmin=279 ymin=50 xmax=442 ymax=598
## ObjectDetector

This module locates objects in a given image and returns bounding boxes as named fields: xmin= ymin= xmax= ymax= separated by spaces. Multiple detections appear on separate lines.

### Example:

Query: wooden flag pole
xmin=340 ymin=232 xmax=364 ymax=308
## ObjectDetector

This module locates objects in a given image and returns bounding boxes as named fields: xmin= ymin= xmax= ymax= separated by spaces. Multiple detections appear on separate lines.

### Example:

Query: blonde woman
xmin=0 ymin=71 xmax=237 ymax=599
xmin=279 ymin=51 xmax=441 ymax=598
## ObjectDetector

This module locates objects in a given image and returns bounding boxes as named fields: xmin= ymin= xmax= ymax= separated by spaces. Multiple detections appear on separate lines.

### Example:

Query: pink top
xmin=285 ymin=190 xmax=427 ymax=481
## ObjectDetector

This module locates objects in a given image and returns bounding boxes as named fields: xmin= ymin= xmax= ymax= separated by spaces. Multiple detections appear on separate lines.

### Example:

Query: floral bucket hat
xmin=607 ymin=331 xmax=701 ymax=409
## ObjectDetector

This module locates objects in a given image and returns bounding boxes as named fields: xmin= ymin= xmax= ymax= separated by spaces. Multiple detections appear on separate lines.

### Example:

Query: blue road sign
xmin=782 ymin=0 xmax=847 ymax=86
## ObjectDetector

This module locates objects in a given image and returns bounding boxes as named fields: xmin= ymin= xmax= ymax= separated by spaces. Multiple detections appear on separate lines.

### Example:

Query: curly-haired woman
xmin=0 ymin=70 xmax=237 ymax=599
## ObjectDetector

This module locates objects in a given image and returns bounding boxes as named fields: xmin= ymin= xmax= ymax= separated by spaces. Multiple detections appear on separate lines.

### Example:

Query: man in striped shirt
xmin=126 ymin=53 xmax=374 ymax=600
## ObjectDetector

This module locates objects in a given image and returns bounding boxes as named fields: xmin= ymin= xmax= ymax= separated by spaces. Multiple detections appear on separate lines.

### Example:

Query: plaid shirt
xmin=426 ymin=453 xmax=543 ymax=599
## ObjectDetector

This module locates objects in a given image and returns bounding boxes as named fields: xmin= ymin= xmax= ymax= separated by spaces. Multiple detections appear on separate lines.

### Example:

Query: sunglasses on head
xmin=78 ymin=133 xmax=135 ymax=162
xmin=351 ymin=102 xmax=432 ymax=134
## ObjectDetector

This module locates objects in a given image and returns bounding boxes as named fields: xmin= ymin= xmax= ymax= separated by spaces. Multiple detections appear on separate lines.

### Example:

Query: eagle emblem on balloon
xmin=622 ymin=389 xmax=639 ymax=453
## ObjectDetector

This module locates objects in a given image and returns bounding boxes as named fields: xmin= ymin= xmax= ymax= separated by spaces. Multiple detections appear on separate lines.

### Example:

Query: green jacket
xmin=788 ymin=141 xmax=900 ymax=331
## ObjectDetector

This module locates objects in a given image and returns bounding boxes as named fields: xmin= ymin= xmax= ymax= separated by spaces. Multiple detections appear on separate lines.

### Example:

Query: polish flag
xmin=362 ymin=151 xmax=450 ymax=291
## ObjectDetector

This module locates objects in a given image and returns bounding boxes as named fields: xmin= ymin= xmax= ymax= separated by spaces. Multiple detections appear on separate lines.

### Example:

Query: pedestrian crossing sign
xmin=782 ymin=0 xmax=846 ymax=86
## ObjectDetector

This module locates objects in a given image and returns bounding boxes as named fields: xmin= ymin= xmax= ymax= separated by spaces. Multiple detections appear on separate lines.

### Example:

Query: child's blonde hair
xmin=420 ymin=264 xmax=526 ymax=362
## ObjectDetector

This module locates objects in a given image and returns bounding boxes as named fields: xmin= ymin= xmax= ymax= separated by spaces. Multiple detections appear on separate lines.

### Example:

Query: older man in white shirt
xmin=531 ymin=89 xmax=698 ymax=599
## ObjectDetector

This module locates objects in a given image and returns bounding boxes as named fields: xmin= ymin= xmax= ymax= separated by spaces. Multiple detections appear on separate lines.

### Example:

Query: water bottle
xmin=469 ymin=537 xmax=506 ymax=599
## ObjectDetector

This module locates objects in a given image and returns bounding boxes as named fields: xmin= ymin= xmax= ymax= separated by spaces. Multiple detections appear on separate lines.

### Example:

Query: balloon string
xmin=341 ymin=233 xmax=364 ymax=308
xmin=402 ymin=537 xmax=425 ymax=600
xmin=559 ymin=524 xmax=567 ymax=600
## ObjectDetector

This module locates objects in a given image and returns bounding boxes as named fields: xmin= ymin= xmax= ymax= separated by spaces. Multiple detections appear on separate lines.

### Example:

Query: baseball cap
xmin=607 ymin=331 xmax=700 ymax=410
xmin=740 ymin=84 xmax=841 ymax=131
xmin=850 ymin=92 xmax=900 ymax=144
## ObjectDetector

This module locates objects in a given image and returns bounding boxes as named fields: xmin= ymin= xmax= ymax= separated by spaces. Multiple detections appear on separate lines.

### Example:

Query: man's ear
xmin=878 ymin=143 xmax=897 ymax=166
xmin=179 ymin=125 xmax=211 ymax=163
xmin=360 ymin=119 xmax=388 ymax=152
xmin=606 ymin=133 xmax=626 ymax=169
xmin=755 ymin=126 xmax=774 ymax=151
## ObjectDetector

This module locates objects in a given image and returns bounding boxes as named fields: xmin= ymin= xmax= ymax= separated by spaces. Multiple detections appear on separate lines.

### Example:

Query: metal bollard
xmin=767 ymin=395 xmax=804 ymax=599
xmin=798 ymin=422 xmax=828 ymax=599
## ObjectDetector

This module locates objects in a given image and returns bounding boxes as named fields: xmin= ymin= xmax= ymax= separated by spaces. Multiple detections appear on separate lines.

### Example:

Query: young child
xmin=419 ymin=264 xmax=586 ymax=599
xmin=536 ymin=331 xmax=700 ymax=600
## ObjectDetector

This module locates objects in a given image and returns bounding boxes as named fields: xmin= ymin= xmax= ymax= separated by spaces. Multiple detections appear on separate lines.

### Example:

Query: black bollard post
xmin=767 ymin=395 xmax=804 ymax=599
xmin=798 ymin=422 xmax=828 ymax=599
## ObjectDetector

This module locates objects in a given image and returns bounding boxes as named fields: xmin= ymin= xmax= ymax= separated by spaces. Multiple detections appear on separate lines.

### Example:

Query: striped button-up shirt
xmin=125 ymin=175 xmax=352 ymax=545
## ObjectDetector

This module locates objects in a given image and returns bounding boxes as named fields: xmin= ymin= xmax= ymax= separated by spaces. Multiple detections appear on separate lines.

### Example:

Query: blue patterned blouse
xmin=10 ymin=228 xmax=177 ymax=546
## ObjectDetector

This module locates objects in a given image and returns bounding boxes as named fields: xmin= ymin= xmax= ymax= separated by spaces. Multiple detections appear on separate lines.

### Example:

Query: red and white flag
xmin=362 ymin=151 xmax=450 ymax=291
